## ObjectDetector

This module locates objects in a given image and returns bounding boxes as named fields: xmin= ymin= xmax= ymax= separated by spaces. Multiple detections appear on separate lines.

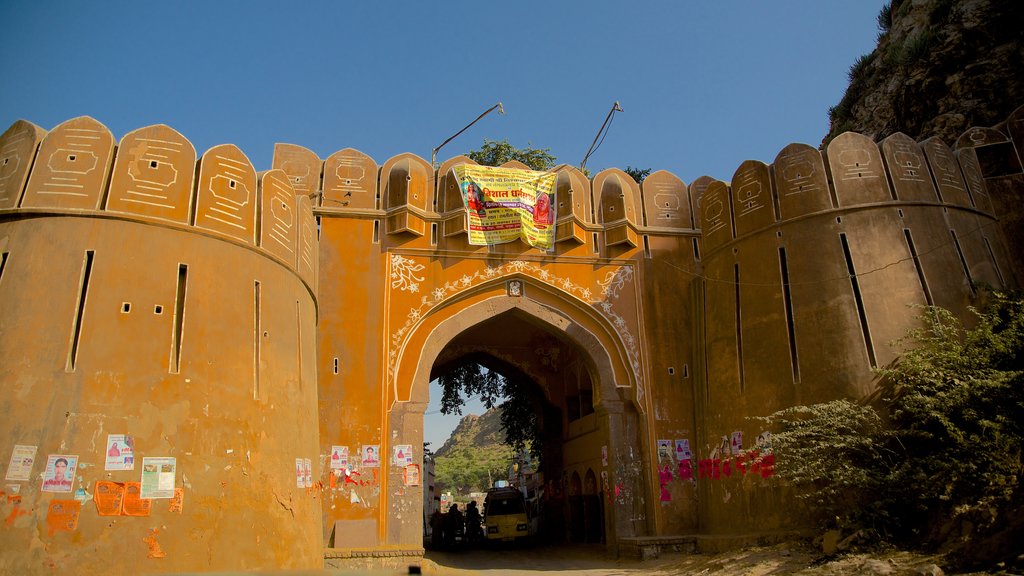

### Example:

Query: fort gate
xmin=0 ymin=105 xmax=1022 ymax=573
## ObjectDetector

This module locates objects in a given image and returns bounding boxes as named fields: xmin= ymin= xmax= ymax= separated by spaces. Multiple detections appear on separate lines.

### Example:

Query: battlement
xmin=0 ymin=117 xmax=318 ymax=291
xmin=4 ymin=108 xmax=1020 ymax=265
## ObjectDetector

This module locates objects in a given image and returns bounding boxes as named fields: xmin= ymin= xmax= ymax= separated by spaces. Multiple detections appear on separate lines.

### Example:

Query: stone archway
xmin=386 ymin=284 xmax=650 ymax=551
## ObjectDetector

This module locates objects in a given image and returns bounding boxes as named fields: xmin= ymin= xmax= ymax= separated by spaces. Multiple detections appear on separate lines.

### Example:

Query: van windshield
xmin=485 ymin=496 xmax=525 ymax=515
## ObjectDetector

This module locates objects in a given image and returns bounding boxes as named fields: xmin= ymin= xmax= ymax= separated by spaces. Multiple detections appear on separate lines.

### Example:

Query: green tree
xmin=438 ymin=362 xmax=542 ymax=461
xmin=624 ymin=166 xmax=651 ymax=183
xmin=466 ymin=139 xmax=557 ymax=171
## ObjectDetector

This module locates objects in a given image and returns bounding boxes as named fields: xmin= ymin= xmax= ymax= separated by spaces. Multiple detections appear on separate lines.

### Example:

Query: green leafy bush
xmin=762 ymin=291 xmax=1024 ymax=561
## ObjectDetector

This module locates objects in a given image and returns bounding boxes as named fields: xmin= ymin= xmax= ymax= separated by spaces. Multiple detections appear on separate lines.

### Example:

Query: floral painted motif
xmin=389 ymin=254 xmax=425 ymax=293
xmin=388 ymin=257 xmax=644 ymax=407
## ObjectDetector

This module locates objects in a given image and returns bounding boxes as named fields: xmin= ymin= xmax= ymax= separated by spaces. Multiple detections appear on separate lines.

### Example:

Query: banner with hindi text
xmin=452 ymin=165 xmax=557 ymax=250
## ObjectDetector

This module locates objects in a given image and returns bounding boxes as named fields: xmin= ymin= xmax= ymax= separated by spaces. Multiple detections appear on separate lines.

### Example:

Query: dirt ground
xmin=418 ymin=542 xmax=1004 ymax=576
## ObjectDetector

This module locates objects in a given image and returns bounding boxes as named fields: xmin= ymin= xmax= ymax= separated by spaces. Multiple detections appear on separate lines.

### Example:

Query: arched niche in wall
xmin=381 ymin=153 xmax=433 ymax=237
xmin=642 ymin=170 xmax=691 ymax=229
xmin=437 ymin=155 xmax=476 ymax=214
xmin=593 ymin=168 xmax=641 ymax=249
xmin=106 ymin=124 xmax=197 ymax=224
xmin=0 ymin=119 xmax=46 ymax=209
xmin=323 ymin=147 xmax=377 ymax=210
xmin=437 ymin=155 xmax=477 ymax=238
xmin=22 ymin=116 xmax=115 ymax=211
xmin=553 ymin=165 xmax=592 ymax=245
xmin=194 ymin=143 xmax=258 ymax=245
xmin=259 ymin=169 xmax=299 ymax=268
xmin=880 ymin=133 xmax=936 ymax=203
xmin=826 ymin=131 xmax=892 ymax=207
xmin=773 ymin=143 xmax=831 ymax=220
xmin=593 ymin=169 xmax=640 ymax=225
xmin=554 ymin=165 xmax=592 ymax=223
xmin=272 ymin=143 xmax=322 ymax=204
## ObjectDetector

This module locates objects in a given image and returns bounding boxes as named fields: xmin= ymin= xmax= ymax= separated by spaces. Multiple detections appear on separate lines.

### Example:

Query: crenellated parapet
xmin=0 ymin=117 xmax=317 ymax=293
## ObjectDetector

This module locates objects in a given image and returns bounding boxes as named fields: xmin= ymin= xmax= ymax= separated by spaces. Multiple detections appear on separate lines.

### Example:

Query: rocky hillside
xmin=433 ymin=407 xmax=505 ymax=458
xmin=432 ymin=408 xmax=515 ymax=494
xmin=824 ymin=0 xmax=1024 ymax=145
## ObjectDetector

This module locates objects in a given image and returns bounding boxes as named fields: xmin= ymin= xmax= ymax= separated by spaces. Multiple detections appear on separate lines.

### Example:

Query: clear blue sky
xmin=0 ymin=1 xmax=885 ymax=447
xmin=0 ymin=1 xmax=884 ymax=183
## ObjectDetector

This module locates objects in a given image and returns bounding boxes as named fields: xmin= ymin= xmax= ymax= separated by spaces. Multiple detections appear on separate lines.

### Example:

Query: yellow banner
xmin=452 ymin=165 xmax=557 ymax=250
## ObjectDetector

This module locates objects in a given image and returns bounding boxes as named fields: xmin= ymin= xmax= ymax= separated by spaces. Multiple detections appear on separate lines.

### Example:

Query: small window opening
xmin=154 ymin=305 xmax=163 ymax=314
xmin=667 ymin=367 xmax=675 ymax=375
xmin=333 ymin=358 xmax=339 ymax=375
xmin=150 ymin=160 xmax=159 ymax=168
xmin=229 ymin=180 xmax=237 ymax=189
xmin=68 ymin=154 xmax=76 ymax=161
xmin=122 ymin=302 xmax=131 ymax=313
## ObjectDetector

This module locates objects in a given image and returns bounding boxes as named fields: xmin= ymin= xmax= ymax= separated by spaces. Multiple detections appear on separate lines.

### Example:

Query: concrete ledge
xmin=324 ymin=547 xmax=424 ymax=571
xmin=618 ymin=536 xmax=697 ymax=560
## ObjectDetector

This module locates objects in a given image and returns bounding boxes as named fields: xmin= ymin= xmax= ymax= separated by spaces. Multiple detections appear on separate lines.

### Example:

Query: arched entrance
xmin=388 ymin=282 xmax=650 ymax=551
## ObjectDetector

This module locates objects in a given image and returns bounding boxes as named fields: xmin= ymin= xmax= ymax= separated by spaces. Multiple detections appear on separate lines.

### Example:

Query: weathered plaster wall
xmin=1 ymin=101 xmax=1021 ymax=571
xmin=693 ymin=121 xmax=1018 ymax=536
xmin=0 ymin=118 xmax=321 ymax=573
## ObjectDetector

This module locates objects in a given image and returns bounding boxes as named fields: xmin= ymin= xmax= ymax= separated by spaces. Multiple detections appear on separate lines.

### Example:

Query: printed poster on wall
xmin=361 ymin=445 xmax=380 ymax=468
xmin=140 ymin=457 xmax=176 ymax=499
xmin=105 ymin=434 xmax=135 ymax=471
xmin=657 ymin=439 xmax=672 ymax=460
xmin=45 ymin=500 xmax=81 ymax=535
xmin=330 ymin=445 xmax=349 ymax=470
xmin=122 ymin=482 xmax=151 ymax=516
xmin=675 ymin=439 xmax=692 ymax=461
xmin=730 ymin=431 xmax=744 ymax=455
xmin=41 ymin=454 xmax=78 ymax=493
xmin=295 ymin=458 xmax=304 ymax=488
xmin=303 ymin=458 xmax=312 ymax=488
xmin=5 ymin=444 xmax=37 ymax=482
xmin=404 ymin=464 xmax=420 ymax=486
xmin=393 ymin=444 xmax=413 ymax=466
xmin=452 ymin=164 xmax=557 ymax=250
xmin=94 ymin=481 xmax=125 ymax=516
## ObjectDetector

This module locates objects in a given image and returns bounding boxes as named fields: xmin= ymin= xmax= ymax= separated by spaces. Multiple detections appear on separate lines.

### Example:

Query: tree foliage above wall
xmin=466 ymin=139 xmax=557 ymax=172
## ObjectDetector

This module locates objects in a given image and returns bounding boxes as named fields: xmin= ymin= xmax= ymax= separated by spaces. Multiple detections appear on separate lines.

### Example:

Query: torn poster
xmin=94 ymin=481 xmax=125 ymax=516
xmin=295 ymin=459 xmax=304 ymax=488
xmin=122 ymin=482 xmax=152 ymax=516
xmin=404 ymin=464 xmax=420 ymax=486
xmin=303 ymin=458 xmax=312 ymax=488
xmin=393 ymin=444 xmax=413 ymax=466
xmin=168 ymin=488 xmax=184 ymax=513
xmin=330 ymin=446 xmax=348 ymax=470
xmin=45 ymin=500 xmax=81 ymax=535
xmin=657 ymin=439 xmax=672 ymax=460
